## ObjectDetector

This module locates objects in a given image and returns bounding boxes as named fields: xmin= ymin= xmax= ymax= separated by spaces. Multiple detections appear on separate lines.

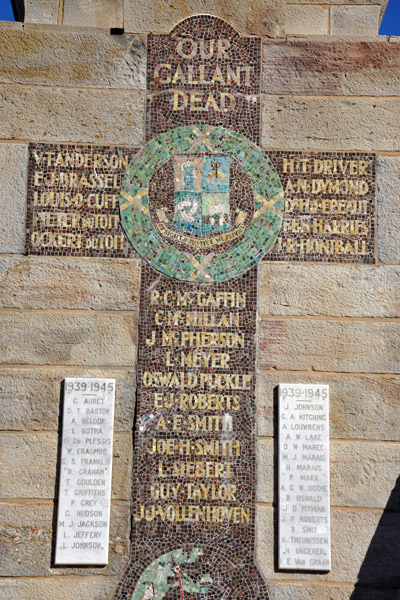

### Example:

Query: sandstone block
xmin=0 ymin=144 xmax=28 ymax=254
xmin=0 ymin=86 xmax=145 ymax=145
xmin=24 ymin=0 xmax=59 ymax=24
xmin=256 ymin=506 xmax=400 ymax=583
xmin=124 ymin=0 xmax=285 ymax=38
xmin=261 ymin=96 xmax=400 ymax=151
xmin=285 ymin=6 xmax=329 ymax=36
xmin=63 ymin=0 xmax=123 ymax=28
xmin=258 ymin=319 xmax=400 ymax=373
xmin=330 ymin=441 xmax=400 ymax=509
xmin=256 ymin=372 xmax=400 ymax=440
xmin=0 ymin=29 xmax=146 ymax=89
xmin=0 ymin=432 xmax=132 ymax=500
xmin=262 ymin=41 xmax=400 ymax=96
xmin=0 ymin=22 xmax=23 ymax=29
xmin=0 ymin=501 xmax=129 ymax=576
xmin=267 ymin=583 xmax=400 ymax=600
xmin=0 ymin=578 xmax=117 ymax=600
xmin=256 ymin=438 xmax=400 ymax=509
xmin=259 ymin=264 xmax=400 ymax=318
xmin=377 ymin=156 xmax=400 ymax=264
xmin=0 ymin=367 xmax=136 ymax=431
xmin=0 ymin=256 xmax=141 ymax=311
xmin=0 ymin=312 xmax=138 ymax=367
xmin=331 ymin=6 xmax=380 ymax=37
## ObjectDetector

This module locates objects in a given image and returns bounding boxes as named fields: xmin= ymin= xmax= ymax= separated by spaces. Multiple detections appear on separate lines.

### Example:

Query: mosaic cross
xmin=114 ymin=14 xmax=280 ymax=600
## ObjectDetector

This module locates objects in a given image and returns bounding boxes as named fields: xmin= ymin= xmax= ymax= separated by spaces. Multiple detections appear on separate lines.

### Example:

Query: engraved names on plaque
xmin=55 ymin=378 xmax=116 ymax=565
xmin=278 ymin=383 xmax=331 ymax=571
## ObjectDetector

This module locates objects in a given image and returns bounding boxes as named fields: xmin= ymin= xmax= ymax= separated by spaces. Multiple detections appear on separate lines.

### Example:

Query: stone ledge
xmin=0 ymin=578 xmax=117 ymax=600
xmin=0 ymin=256 xmax=141 ymax=311
xmin=258 ymin=319 xmax=400 ymax=374
xmin=261 ymin=96 xmax=400 ymax=151
xmin=0 ymin=86 xmax=145 ymax=145
xmin=0 ymin=312 xmax=138 ymax=367
xmin=0 ymin=367 xmax=136 ymax=431
xmin=262 ymin=40 xmax=400 ymax=96
xmin=259 ymin=264 xmax=400 ymax=318
xmin=0 ymin=29 xmax=146 ymax=89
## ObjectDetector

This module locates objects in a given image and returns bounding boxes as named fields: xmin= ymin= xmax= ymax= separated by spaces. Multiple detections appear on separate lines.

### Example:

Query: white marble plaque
xmin=278 ymin=383 xmax=331 ymax=571
xmin=55 ymin=378 xmax=116 ymax=565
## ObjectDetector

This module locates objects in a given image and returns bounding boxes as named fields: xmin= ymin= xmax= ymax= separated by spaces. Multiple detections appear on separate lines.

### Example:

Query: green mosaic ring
xmin=120 ymin=125 xmax=284 ymax=283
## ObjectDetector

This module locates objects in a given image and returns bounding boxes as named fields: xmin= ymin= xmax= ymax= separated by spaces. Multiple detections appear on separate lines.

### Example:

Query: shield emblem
xmin=173 ymin=156 xmax=232 ymax=235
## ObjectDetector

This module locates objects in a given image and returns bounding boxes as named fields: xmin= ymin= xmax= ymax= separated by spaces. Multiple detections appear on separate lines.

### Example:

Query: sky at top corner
xmin=0 ymin=0 xmax=399 ymax=33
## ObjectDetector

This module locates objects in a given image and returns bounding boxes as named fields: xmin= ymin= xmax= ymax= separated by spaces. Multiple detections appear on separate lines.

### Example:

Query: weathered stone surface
xmin=262 ymin=96 xmax=400 ymax=151
xmin=0 ymin=144 xmax=28 ymax=254
xmin=258 ymin=319 xmax=400 ymax=374
xmin=0 ymin=367 xmax=136 ymax=431
xmin=0 ymin=313 xmax=138 ymax=366
xmin=377 ymin=156 xmax=400 ymax=264
xmin=259 ymin=264 xmax=400 ymax=318
xmin=330 ymin=441 xmax=400 ymax=509
xmin=256 ymin=372 xmax=400 ymax=441
xmin=256 ymin=438 xmax=274 ymax=503
xmin=0 ymin=29 xmax=146 ymax=89
xmin=0 ymin=501 xmax=129 ymax=576
xmin=267 ymin=582 xmax=400 ymax=600
xmin=0 ymin=22 xmax=23 ymax=29
xmin=262 ymin=41 xmax=400 ymax=96
xmin=0 ymin=433 xmax=132 ymax=500
xmin=24 ymin=0 xmax=59 ymax=24
xmin=285 ymin=5 xmax=329 ymax=36
xmin=0 ymin=86 xmax=145 ymax=144
xmin=256 ymin=506 xmax=400 ymax=583
xmin=63 ymin=0 xmax=123 ymax=28
xmin=0 ymin=432 xmax=132 ymax=500
xmin=0 ymin=578 xmax=117 ymax=600
xmin=331 ymin=6 xmax=380 ymax=36
xmin=124 ymin=0 xmax=285 ymax=38
xmin=0 ymin=256 xmax=141 ymax=311
xmin=380 ymin=0 xmax=389 ymax=22
xmin=256 ymin=438 xmax=400 ymax=509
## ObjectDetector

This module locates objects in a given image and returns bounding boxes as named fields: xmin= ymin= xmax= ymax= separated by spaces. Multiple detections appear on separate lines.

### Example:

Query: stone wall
xmin=0 ymin=1 xmax=399 ymax=600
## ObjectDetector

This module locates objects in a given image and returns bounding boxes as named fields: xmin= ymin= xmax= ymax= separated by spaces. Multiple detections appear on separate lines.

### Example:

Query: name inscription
xmin=278 ymin=383 xmax=331 ymax=571
xmin=55 ymin=378 xmax=116 ymax=565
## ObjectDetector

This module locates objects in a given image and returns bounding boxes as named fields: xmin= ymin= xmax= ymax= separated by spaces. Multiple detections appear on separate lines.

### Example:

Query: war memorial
xmin=0 ymin=0 xmax=399 ymax=599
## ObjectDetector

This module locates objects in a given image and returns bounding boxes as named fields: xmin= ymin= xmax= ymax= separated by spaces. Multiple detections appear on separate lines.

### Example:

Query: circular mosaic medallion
xmin=120 ymin=125 xmax=284 ymax=283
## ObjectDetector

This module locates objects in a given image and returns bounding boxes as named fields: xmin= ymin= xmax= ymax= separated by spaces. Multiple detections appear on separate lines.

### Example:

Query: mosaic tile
xmin=112 ymin=265 xmax=270 ymax=600
xmin=119 ymin=125 xmax=284 ymax=283
xmin=114 ymin=14 xmax=271 ymax=600
xmin=25 ymin=145 xmax=376 ymax=265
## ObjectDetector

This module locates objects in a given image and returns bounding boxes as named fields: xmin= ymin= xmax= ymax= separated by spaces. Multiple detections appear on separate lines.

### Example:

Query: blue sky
xmin=379 ymin=0 xmax=400 ymax=35
xmin=0 ymin=0 xmax=15 ymax=21
xmin=0 ymin=0 xmax=399 ymax=33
